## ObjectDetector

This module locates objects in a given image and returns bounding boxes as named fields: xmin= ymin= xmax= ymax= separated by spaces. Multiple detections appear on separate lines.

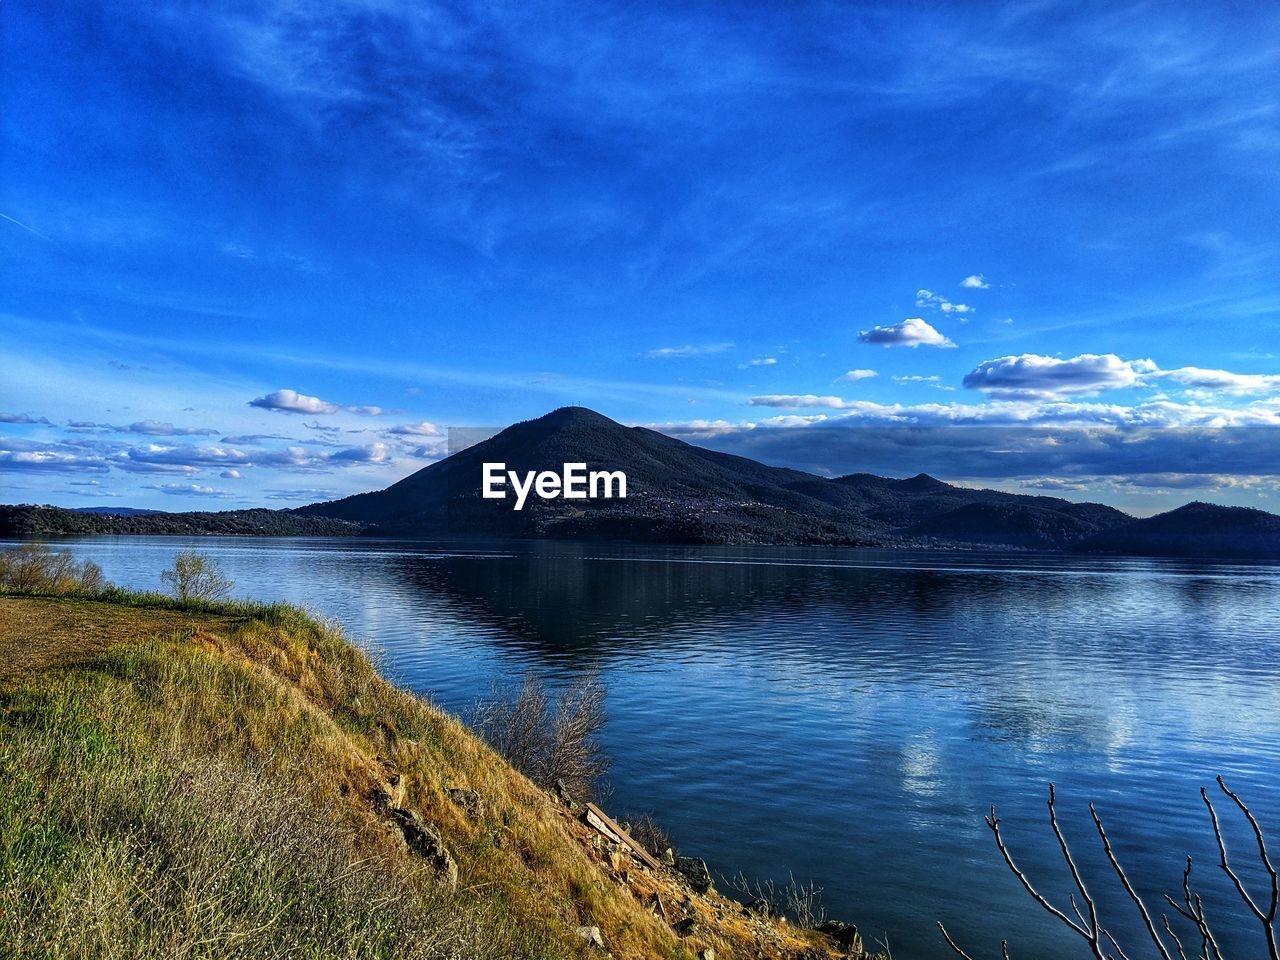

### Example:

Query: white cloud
xmin=893 ymin=375 xmax=941 ymax=383
xmin=249 ymin=388 xmax=384 ymax=416
xmin=960 ymin=274 xmax=990 ymax=289
xmin=858 ymin=318 xmax=955 ymax=348
xmin=963 ymin=353 xmax=1155 ymax=399
xmin=221 ymin=469 xmax=243 ymax=479
xmin=962 ymin=354 xmax=1280 ymax=401
xmin=250 ymin=389 xmax=338 ymax=414
xmin=916 ymin=290 xmax=973 ymax=314
xmin=389 ymin=421 xmax=443 ymax=436
xmin=127 ymin=419 xmax=219 ymax=436
xmin=0 ymin=448 xmax=109 ymax=473
xmin=657 ymin=404 xmax=1280 ymax=485
xmin=119 ymin=444 xmax=253 ymax=468
xmin=328 ymin=442 xmax=393 ymax=464
xmin=746 ymin=357 xmax=778 ymax=367
xmin=838 ymin=369 xmax=878 ymax=381
xmin=1158 ymin=366 xmax=1280 ymax=396
xmin=1020 ymin=477 xmax=1089 ymax=491
xmin=750 ymin=395 xmax=858 ymax=409
xmin=644 ymin=342 xmax=734 ymax=359
xmin=145 ymin=482 xmax=232 ymax=498
xmin=63 ymin=419 xmax=223 ymax=437
xmin=735 ymin=395 xmax=1280 ymax=428
xmin=263 ymin=488 xmax=340 ymax=501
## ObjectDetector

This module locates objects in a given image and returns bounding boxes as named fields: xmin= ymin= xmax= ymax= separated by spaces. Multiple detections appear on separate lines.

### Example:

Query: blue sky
xmin=2 ymin=1 xmax=1278 ymax=513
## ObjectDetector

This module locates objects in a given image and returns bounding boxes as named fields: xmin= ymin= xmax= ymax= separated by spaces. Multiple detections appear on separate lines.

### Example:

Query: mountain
xmin=297 ymin=406 xmax=1132 ymax=548
xmin=9 ymin=408 xmax=1277 ymax=557
xmin=1077 ymin=502 xmax=1280 ymax=559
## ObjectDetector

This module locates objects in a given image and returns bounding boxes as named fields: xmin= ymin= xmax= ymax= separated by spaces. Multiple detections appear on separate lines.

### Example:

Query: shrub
xmin=731 ymin=871 xmax=829 ymax=927
xmin=471 ymin=672 xmax=610 ymax=801
xmin=160 ymin=549 xmax=233 ymax=602
xmin=626 ymin=811 xmax=676 ymax=859
xmin=0 ymin=543 xmax=106 ymax=594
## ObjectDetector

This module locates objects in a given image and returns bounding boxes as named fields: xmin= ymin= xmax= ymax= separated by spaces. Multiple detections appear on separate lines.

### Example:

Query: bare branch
xmin=1048 ymin=783 xmax=1101 ymax=953
xmin=1205 ymin=779 xmax=1280 ymax=960
xmin=937 ymin=921 xmax=977 ymax=960
xmin=1162 ymin=915 xmax=1189 ymax=960
xmin=1164 ymin=857 xmax=1222 ymax=960
xmin=1102 ymin=927 xmax=1134 ymax=960
xmin=985 ymin=797 xmax=1105 ymax=958
xmin=1090 ymin=802 xmax=1173 ymax=960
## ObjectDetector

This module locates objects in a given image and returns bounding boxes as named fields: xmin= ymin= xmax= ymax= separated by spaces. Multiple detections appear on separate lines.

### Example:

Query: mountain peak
xmin=896 ymin=473 xmax=950 ymax=491
xmin=528 ymin=406 xmax=618 ymax=429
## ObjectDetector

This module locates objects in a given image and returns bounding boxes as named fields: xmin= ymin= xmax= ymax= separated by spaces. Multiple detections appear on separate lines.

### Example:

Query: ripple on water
xmin=18 ymin=535 xmax=1280 ymax=960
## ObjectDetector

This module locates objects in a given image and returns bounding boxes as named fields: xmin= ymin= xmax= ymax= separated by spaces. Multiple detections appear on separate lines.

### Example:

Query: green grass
xmin=0 ymin=592 xmax=595 ymax=959
xmin=0 ymin=589 xmax=863 ymax=960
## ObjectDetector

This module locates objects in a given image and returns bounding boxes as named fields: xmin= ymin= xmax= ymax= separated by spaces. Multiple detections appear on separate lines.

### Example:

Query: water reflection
xmin=16 ymin=536 xmax=1280 ymax=959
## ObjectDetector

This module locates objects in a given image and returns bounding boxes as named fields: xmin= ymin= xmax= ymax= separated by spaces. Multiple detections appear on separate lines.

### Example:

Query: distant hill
xmin=901 ymin=501 xmax=1125 ymax=550
xmin=7 ymin=408 xmax=1279 ymax=558
xmin=1077 ymin=502 xmax=1280 ymax=559
xmin=0 ymin=505 xmax=363 ymax=538
xmin=297 ymin=406 xmax=1132 ymax=548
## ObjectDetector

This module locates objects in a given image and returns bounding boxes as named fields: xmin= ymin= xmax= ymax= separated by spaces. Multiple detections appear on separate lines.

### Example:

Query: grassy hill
xmin=0 ymin=586 xmax=866 ymax=959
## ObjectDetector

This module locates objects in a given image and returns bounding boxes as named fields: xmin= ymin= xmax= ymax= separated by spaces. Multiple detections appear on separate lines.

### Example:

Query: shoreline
xmin=0 ymin=587 xmax=874 ymax=960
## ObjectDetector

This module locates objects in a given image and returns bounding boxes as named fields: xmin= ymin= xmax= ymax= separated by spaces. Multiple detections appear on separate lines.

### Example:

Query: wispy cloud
xmin=916 ymin=289 xmax=973 ymax=314
xmin=750 ymin=395 xmax=862 ymax=410
xmin=838 ymin=369 xmax=878 ymax=381
xmin=644 ymin=343 xmax=735 ymax=359
xmin=145 ymin=482 xmax=232 ymax=498
xmin=263 ymin=488 xmax=340 ymax=501
xmin=1158 ymin=366 xmax=1280 ymax=396
xmin=67 ymin=419 xmax=219 ymax=437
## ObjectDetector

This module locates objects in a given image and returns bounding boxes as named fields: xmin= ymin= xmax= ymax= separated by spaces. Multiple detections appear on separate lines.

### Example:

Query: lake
xmin=16 ymin=535 xmax=1280 ymax=959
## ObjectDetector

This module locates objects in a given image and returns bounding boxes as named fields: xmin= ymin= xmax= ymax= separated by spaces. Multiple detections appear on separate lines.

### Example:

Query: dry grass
xmin=0 ymin=595 xmax=229 ymax=678
xmin=0 ymin=592 xmax=865 ymax=960
xmin=0 ymin=595 xmax=689 ymax=959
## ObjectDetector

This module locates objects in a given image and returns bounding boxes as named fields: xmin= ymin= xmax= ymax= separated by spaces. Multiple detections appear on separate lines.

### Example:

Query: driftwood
xmin=939 ymin=777 xmax=1279 ymax=960
xmin=582 ymin=802 xmax=662 ymax=871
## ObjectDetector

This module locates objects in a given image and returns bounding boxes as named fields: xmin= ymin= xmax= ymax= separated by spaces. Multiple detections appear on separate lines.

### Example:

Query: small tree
xmin=161 ymin=549 xmax=234 ymax=602
xmin=0 ymin=544 xmax=107 ymax=594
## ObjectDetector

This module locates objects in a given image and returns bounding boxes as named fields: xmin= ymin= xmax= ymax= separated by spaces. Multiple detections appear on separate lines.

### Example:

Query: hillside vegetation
xmin=0 ymin=556 xmax=865 ymax=959
xmin=0 ymin=504 xmax=364 ymax=538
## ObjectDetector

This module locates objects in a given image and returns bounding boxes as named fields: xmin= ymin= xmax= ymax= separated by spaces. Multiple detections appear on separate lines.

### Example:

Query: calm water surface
xmin=18 ymin=536 xmax=1280 ymax=959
